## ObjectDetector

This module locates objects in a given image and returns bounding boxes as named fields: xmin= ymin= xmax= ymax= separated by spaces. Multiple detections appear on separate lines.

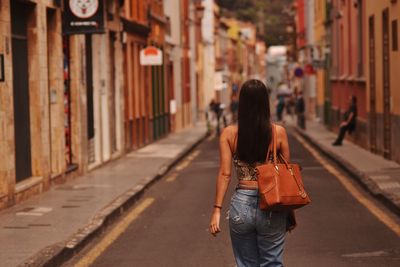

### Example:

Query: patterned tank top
xmin=233 ymin=153 xmax=273 ymax=181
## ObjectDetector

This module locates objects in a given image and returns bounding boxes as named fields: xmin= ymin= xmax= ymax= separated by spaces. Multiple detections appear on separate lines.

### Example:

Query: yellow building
xmin=366 ymin=0 xmax=400 ymax=162
xmin=313 ymin=0 xmax=327 ymax=122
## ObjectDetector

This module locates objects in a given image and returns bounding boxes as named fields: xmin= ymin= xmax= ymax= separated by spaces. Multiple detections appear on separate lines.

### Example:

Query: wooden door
xmin=109 ymin=32 xmax=117 ymax=153
xmin=85 ymin=35 xmax=95 ymax=163
xmin=11 ymin=1 xmax=32 ymax=182
xmin=382 ymin=9 xmax=391 ymax=159
xmin=368 ymin=15 xmax=377 ymax=153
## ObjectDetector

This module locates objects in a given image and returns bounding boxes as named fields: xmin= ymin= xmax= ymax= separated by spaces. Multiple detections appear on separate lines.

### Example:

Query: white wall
xmin=201 ymin=0 xmax=215 ymax=109
xmin=164 ymin=0 xmax=183 ymax=118
xmin=189 ymin=1 xmax=198 ymax=123
xmin=164 ymin=0 xmax=181 ymax=46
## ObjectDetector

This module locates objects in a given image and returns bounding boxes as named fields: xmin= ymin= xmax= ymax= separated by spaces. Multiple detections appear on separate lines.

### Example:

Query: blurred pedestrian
xmin=286 ymin=92 xmax=296 ymax=120
xmin=332 ymin=95 xmax=357 ymax=146
xmin=276 ymin=94 xmax=285 ymax=121
xmin=209 ymin=79 xmax=293 ymax=267
xmin=209 ymin=99 xmax=226 ymax=135
xmin=295 ymin=91 xmax=306 ymax=129
xmin=230 ymin=92 xmax=239 ymax=124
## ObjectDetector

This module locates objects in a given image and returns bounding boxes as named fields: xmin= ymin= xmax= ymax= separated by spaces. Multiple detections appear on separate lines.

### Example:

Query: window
xmin=357 ymin=0 xmax=363 ymax=76
xmin=392 ymin=20 xmax=398 ymax=51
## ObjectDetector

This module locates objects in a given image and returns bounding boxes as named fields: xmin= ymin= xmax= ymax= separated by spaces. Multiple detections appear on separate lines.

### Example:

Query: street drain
xmin=56 ymin=185 xmax=94 ymax=191
xmin=302 ymin=166 xmax=325 ymax=170
xmin=28 ymin=224 xmax=51 ymax=227
xmin=3 ymin=226 xmax=29 ymax=229
xmin=18 ymin=207 xmax=35 ymax=212
xmin=61 ymin=205 xmax=80 ymax=208
xmin=67 ymin=199 xmax=90 ymax=202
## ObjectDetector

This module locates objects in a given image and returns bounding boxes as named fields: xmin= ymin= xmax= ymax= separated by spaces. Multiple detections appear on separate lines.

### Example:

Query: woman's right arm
xmin=209 ymin=127 xmax=233 ymax=236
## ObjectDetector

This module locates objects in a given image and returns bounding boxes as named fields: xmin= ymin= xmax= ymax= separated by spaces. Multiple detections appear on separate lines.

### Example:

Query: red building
xmin=295 ymin=0 xmax=306 ymax=49
xmin=330 ymin=0 xmax=367 ymax=147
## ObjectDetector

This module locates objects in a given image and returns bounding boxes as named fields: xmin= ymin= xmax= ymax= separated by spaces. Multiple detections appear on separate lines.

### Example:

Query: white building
xmin=201 ymin=0 xmax=216 ymax=109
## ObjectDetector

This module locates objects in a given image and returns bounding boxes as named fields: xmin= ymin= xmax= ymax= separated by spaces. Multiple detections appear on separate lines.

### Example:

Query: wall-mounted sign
xmin=140 ymin=46 xmax=163 ymax=66
xmin=0 ymin=54 xmax=4 ymax=82
xmin=214 ymin=71 xmax=227 ymax=91
xmin=294 ymin=67 xmax=304 ymax=78
xmin=304 ymin=64 xmax=316 ymax=75
xmin=63 ymin=0 xmax=105 ymax=34
xmin=169 ymin=100 xmax=177 ymax=114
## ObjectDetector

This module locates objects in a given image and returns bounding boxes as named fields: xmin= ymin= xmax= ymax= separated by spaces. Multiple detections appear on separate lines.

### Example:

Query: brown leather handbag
xmin=256 ymin=125 xmax=311 ymax=210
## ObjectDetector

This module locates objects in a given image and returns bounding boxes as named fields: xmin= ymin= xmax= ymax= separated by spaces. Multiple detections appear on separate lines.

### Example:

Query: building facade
xmin=0 ymin=0 xmax=65 ymax=208
xmin=330 ymin=0 xmax=367 ymax=147
xmin=0 ymin=0 xmax=127 ymax=207
xmin=121 ymin=0 xmax=153 ymax=149
xmin=365 ymin=0 xmax=400 ymax=162
xmin=314 ymin=0 xmax=328 ymax=122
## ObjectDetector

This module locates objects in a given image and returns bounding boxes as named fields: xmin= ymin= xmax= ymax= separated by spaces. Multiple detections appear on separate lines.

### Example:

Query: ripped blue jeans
xmin=229 ymin=189 xmax=287 ymax=267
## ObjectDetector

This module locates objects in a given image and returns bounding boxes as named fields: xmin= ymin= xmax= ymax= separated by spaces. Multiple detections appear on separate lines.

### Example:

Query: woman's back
xmin=224 ymin=124 xmax=290 ymax=181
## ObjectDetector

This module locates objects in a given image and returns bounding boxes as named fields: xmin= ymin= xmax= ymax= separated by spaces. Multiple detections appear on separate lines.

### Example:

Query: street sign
xmin=63 ymin=0 xmax=105 ymax=34
xmin=294 ymin=67 xmax=304 ymax=78
xmin=140 ymin=46 xmax=163 ymax=66
xmin=170 ymin=100 xmax=177 ymax=114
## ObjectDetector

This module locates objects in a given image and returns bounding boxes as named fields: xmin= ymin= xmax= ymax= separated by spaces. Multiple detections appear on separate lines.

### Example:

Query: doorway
xmin=108 ymin=32 xmax=117 ymax=154
xmin=382 ymin=9 xmax=391 ymax=159
xmin=11 ymin=0 xmax=33 ymax=182
xmin=368 ymin=15 xmax=377 ymax=153
xmin=86 ymin=35 xmax=95 ymax=163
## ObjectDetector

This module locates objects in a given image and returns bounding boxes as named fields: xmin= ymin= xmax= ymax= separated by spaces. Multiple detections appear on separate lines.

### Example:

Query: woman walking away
xmin=209 ymin=79 xmax=292 ymax=267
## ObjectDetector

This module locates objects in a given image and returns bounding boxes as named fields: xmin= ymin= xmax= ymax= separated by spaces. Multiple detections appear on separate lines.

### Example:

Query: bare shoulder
xmin=221 ymin=125 xmax=237 ymax=141
xmin=274 ymin=124 xmax=288 ymax=139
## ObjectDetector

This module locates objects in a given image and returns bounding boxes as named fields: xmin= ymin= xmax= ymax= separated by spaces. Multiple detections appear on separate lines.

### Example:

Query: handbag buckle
xmin=274 ymin=165 xmax=279 ymax=174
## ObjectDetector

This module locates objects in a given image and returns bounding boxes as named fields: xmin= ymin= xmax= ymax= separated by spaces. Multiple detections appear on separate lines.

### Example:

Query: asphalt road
xmin=65 ymin=128 xmax=400 ymax=267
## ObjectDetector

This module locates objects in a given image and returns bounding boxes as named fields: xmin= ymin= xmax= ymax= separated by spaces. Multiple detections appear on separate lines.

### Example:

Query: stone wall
xmin=0 ymin=0 xmax=14 ymax=208
xmin=0 ymin=0 xmax=66 ymax=208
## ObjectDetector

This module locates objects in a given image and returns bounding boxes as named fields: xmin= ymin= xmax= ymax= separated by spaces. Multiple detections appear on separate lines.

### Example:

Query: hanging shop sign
xmin=140 ymin=46 xmax=163 ymax=66
xmin=63 ymin=0 xmax=105 ymax=34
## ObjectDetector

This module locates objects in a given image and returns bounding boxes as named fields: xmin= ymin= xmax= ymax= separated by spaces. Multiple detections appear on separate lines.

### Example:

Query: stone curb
xmin=295 ymin=127 xmax=400 ymax=217
xmin=19 ymin=130 xmax=210 ymax=267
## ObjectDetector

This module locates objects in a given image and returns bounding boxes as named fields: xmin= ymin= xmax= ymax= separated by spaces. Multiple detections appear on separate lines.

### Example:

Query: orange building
xmin=366 ymin=0 xmax=400 ymax=162
xmin=148 ymin=1 xmax=170 ymax=140
xmin=121 ymin=0 xmax=152 ymax=149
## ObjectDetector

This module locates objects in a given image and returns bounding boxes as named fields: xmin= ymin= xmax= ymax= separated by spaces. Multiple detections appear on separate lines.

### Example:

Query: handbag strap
xmin=266 ymin=124 xmax=277 ymax=164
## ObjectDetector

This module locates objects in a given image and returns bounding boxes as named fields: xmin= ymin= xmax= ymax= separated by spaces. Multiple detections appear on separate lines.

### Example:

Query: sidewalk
xmin=0 ymin=124 xmax=208 ymax=267
xmin=296 ymin=120 xmax=400 ymax=216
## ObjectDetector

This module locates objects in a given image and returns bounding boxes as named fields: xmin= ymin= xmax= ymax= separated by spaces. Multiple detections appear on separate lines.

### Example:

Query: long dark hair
xmin=237 ymin=79 xmax=272 ymax=164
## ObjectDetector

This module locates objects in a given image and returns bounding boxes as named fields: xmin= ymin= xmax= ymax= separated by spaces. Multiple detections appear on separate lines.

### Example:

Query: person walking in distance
xmin=295 ymin=90 xmax=306 ymax=129
xmin=209 ymin=79 xmax=292 ymax=267
xmin=230 ymin=92 xmax=239 ymax=124
xmin=275 ymin=94 xmax=285 ymax=122
xmin=332 ymin=95 xmax=357 ymax=146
